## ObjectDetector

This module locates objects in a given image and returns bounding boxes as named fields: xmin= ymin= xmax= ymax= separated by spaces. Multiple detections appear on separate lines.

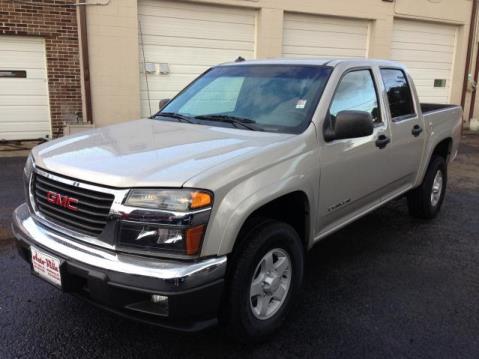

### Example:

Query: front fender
xmin=200 ymin=150 xmax=319 ymax=256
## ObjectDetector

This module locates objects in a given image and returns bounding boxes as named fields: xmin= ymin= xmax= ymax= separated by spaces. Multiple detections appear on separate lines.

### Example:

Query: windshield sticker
xmin=296 ymin=99 xmax=307 ymax=109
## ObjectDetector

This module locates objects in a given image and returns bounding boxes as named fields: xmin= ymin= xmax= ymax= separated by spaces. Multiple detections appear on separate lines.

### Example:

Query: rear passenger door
xmin=380 ymin=68 xmax=426 ymax=188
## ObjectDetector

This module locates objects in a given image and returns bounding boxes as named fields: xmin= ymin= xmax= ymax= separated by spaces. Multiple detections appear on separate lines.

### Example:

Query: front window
xmin=329 ymin=69 xmax=381 ymax=123
xmin=160 ymin=65 xmax=332 ymax=134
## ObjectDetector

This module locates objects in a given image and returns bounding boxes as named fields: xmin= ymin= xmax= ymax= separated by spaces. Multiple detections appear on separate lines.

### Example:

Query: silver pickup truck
xmin=12 ymin=59 xmax=462 ymax=342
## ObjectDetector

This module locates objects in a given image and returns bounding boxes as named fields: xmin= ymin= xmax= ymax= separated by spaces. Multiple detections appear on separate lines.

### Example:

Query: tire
xmin=222 ymin=219 xmax=305 ymax=343
xmin=407 ymin=155 xmax=447 ymax=219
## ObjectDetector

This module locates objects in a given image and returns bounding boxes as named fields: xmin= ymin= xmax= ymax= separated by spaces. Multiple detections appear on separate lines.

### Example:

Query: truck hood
xmin=32 ymin=119 xmax=293 ymax=188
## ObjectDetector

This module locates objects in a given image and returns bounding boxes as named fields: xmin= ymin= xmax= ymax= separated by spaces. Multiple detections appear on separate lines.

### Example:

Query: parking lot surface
xmin=1 ymin=134 xmax=479 ymax=358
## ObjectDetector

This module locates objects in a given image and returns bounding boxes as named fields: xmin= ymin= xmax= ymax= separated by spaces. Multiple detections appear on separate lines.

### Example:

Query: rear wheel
xmin=223 ymin=219 xmax=304 ymax=343
xmin=407 ymin=156 xmax=447 ymax=219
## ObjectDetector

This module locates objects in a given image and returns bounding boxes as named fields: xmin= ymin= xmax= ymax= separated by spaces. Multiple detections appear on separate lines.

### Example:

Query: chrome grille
xmin=32 ymin=173 xmax=115 ymax=237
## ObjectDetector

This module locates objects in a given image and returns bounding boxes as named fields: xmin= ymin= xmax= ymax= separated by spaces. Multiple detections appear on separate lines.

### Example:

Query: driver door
xmin=317 ymin=68 xmax=395 ymax=234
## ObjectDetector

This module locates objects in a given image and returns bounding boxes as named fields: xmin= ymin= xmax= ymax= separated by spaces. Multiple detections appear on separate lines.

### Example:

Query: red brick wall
xmin=0 ymin=0 xmax=82 ymax=138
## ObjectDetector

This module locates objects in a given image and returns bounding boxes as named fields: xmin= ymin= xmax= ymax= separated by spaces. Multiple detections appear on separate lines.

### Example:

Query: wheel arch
xmin=416 ymin=137 xmax=453 ymax=186
xmin=431 ymin=137 xmax=453 ymax=162
xmin=233 ymin=191 xmax=311 ymax=253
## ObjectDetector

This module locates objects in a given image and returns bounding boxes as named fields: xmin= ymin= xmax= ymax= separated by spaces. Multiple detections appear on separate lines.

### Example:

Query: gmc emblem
xmin=46 ymin=191 xmax=79 ymax=211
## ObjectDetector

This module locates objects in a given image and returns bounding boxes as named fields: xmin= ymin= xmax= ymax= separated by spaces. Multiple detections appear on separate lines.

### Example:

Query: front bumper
xmin=12 ymin=203 xmax=227 ymax=332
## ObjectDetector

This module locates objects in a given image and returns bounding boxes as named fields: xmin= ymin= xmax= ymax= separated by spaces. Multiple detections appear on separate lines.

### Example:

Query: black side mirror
xmin=328 ymin=110 xmax=374 ymax=141
xmin=159 ymin=98 xmax=170 ymax=110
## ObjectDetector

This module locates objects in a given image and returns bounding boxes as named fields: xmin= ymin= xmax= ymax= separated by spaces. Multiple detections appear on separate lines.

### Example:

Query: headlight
xmin=119 ymin=189 xmax=213 ymax=256
xmin=124 ymin=189 xmax=212 ymax=211
xmin=118 ymin=223 xmax=206 ymax=256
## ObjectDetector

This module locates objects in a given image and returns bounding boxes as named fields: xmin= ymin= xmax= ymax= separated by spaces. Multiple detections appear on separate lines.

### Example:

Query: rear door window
xmin=380 ymin=69 xmax=415 ymax=120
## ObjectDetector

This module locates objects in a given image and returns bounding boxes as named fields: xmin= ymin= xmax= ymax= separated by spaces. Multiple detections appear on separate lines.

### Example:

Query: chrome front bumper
xmin=12 ymin=203 xmax=227 ymax=292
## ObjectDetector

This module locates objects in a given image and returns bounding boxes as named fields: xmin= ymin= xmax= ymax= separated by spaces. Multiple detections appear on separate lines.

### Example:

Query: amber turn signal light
xmin=191 ymin=191 xmax=212 ymax=209
xmin=185 ymin=225 xmax=205 ymax=255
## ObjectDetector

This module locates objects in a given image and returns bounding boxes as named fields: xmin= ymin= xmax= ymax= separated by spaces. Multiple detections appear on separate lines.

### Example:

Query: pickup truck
xmin=12 ymin=59 xmax=462 ymax=342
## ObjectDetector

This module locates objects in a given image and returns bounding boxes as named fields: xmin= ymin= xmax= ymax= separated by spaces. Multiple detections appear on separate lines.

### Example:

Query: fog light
xmin=151 ymin=294 xmax=168 ymax=304
xmin=126 ymin=295 xmax=169 ymax=317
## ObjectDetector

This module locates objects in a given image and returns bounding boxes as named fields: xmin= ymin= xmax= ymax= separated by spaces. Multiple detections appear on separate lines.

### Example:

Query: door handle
xmin=412 ymin=125 xmax=423 ymax=137
xmin=375 ymin=134 xmax=390 ymax=149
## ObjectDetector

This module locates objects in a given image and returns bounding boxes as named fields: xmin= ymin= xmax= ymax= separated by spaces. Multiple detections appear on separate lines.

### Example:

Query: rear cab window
xmin=380 ymin=68 xmax=416 ymax=121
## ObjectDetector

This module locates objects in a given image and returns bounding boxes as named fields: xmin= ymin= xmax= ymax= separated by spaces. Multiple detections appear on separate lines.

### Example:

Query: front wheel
xmin=223 ymin=219 xmax=304 ymax=343
xmin=407 ymin=155 xmax=447 ymax=219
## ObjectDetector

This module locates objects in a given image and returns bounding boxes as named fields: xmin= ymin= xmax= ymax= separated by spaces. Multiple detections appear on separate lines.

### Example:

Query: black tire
xmin=222 ymin=219 xmax=304 ymax=343
xmin=407 ymin=155 xmax=447 ymax=219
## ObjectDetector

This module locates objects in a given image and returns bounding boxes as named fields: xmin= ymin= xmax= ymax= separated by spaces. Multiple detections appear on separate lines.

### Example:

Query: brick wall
xmin=0 ymin=0 xmax=82 ymax=137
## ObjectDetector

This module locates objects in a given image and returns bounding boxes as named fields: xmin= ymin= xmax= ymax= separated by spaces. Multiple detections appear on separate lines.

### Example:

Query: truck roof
xmin=219 ymin=58 xmax=405 ymax=69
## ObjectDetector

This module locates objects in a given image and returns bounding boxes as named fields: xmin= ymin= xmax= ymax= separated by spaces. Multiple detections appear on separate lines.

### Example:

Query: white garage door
xmin=138 ymin=0 xmax=257 ymax=117
xmin=282 ymin=13 xmax=370 ymax=59
xmin=0 ymin=36 xmax=51 ymax=141
xmin=391 ymin=19 xmax=458 ymax=103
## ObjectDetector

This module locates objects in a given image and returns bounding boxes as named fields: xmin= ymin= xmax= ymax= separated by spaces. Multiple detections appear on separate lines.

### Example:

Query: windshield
xmin=159 ymin=65 xmax=332 ymax=134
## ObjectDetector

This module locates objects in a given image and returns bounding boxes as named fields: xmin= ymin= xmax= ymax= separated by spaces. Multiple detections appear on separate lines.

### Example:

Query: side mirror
xmin=159 ymin=98 xmax=170 ymax=110
xmin=330 ymin=110 xmax=374 ymax=141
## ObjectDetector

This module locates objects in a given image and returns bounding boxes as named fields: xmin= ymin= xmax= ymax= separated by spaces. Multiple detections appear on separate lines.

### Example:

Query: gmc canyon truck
xmin=13 ymin=59 xmax=462 ymax=342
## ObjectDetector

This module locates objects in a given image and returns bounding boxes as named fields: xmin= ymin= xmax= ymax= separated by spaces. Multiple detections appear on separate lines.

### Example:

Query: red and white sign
xmin=31 ymin=247 xmax=62 ymax=287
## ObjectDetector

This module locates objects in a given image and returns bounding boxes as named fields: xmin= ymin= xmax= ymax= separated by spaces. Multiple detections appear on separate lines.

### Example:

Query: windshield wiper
xmin=154 ymin=112 xmax=195 ymax=124
xmin=194 ymin=114 xmax=263 ymax=131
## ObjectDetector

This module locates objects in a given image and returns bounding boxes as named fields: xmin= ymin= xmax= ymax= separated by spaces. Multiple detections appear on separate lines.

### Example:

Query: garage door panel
xmin=148 ymin=64 xmax=210 ymax=76
xmin=140 ymin=16 xmax=254 ymax=43
xmin=142 ymin=45 xmax=254 ymax=66
xmin=0 ymin=122 xmax=49 ymax=132
xmin=141 ymin=75 xmax=200 ymax=92
xmin=0 ymin=51 xmax=47 ymax=69
xmin=415 ymin=89 xmax=451 ymax=101
xmin=142 ymin=34 xmax=253 ymax=52
xmin=140 ymin=0 xmax=255 ymax=24
xmin=141 ymin=98 xmax=174 ymax=114
xmin=391 ymin=50 xmax=453 ymax=64
xmin=393 ymin=31 xmax=455 ymax=46
xmin=0 ymin=130 xmax=50 ymax=141
xmin=139 ymin=0 xmax=256 ymax=117
xmin=396 ymin=61 xmax=452 ymax=71
xmin=0 ymin=106 xmax=50 ymax=122
xmin=284 ymin=31 xmax=367 ymax=50
xmin=285 ymin=13 xmax=369 ymax=30
xmin=391 ymin=19 xmax=457 ymax=104
xmin=140 ymin=3 xmax=255 ymax=25
xmin=0 ymin=95 xmax=49 ymax=107
xmin=0 ymin=37 xmax=44 ymax=51
xmin=283 ymin=13 xmax=369 ymax=59
xmin=416 ymin=94 xmax=451 ymax=103
xmin=140 ymin=66 xmax=208 ymax=81
xmin=283 ymin=46 xmax=366 ymax=59
xmin=391 ymin=41 xmax=454 ymax=54
xmin=394 ymin=20 xmax=457 ymax=35
xmin=284 ymin=21 xmax=369 ymax=37
xmin=408 ymin=69 xmax=452 ymax=80
xmin=0 ymin=79 xmax=48 ymax=96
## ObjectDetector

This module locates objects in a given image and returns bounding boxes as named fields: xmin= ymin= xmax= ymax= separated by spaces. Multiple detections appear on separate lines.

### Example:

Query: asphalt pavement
xmin=1 ymin=134 xmax=479 ymax=358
